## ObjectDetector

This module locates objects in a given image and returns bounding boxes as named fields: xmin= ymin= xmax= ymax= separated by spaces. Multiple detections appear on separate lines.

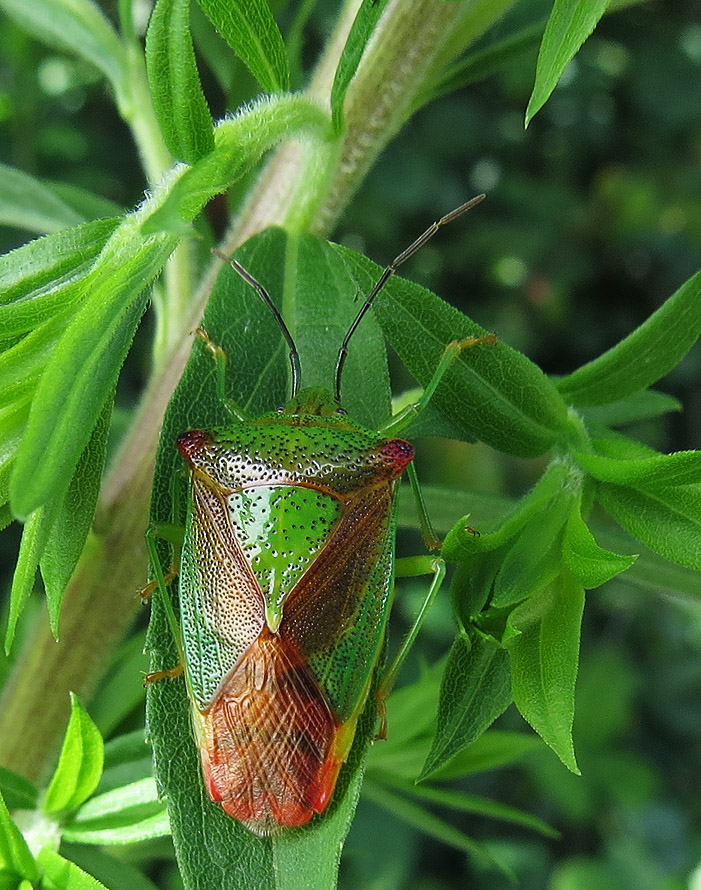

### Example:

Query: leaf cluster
xmin=0 ymin=696 xmax=167 ymax=890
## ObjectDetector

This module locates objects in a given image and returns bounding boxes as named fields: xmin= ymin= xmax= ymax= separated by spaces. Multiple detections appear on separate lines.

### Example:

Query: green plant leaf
xmin=508 ymin=571 xmax=584 ymax=773
xmin=90 ymin=635 xmax=150 ymax=740
xmin=63 ymin=779 xmax=170 ymax=845
xmin=0 ymin=399 xmax=30 ymax=515
xmin=0 ymin=0 xmax=128 ymax=104
xmin=0 ymin=768 xmax=38 ymax=812
xmin=377 ymin=774 xmax=557 ymax=837
xmin=428 ymin=729 xmax=544 ymax=781
xmin=578 ymin=444 xmax=701 ymax=487
xmin=420 ymin=633 xmax=512 ymax=781
xmin=5 ymin=504 xmax=53 ymax=654
xmin=59 ymin=846 xmax=161 ymax=890
xmin=577 ymin=389 xmax=682 ymax=426
xmin=39 ymin=399 xmax=113 ymax=637
xmin=97 ymin=728 xmax=152 ymax=795
xmin=0 ymin=219 xmax=120 ymax=339
xmin=362 ymin=781 xmax=502 ymax=870
xmin=285 ymin=0 xmax=317 ymax=89
xmin=146 ymin=229 xmax=390 ymax=890
xmin=330 ymin=0 xmax=387 ymax=132
xmin=557 ymin=269 xmax=701 ymax=406
xmin=36 ymin=849 xmax=106 ymax=890
xmin=442 ymin=458 xmax=569 ymax=562
xmin=9 ymin=224 xmax=177 ymax=520
xmin=525 ymin=0 xmax=611 ymax=126
xmin=195 ymin=0 xmax=289 ymax=93
xmin=563 ymin=500 xmax=637 ymax=588
xmin=332 ymin=245 xmax=569 ymax=457
xmin=417 ymin=21 xmax=544 ymax=110
xmin=0 ymin=790 xmax=38 ymax=883
xmin=0 ymin=164 xmax=85 ymax=234
xmin=46 ymin=182 xmax=123 ymax=223
xmin=44 ymin=694 xmax=104 ymax=814
xmin=596 ymin=482 xmax=701 ymax=571
xmin=146 ymin=0 xmax=214 ymax=164
xmin=144 ymin=95 xmax=332 ymax=232
xmin=491 ymin=493 xmax=572 ymax=609
xmin=595 ymin=520 xmax=701 ymax=600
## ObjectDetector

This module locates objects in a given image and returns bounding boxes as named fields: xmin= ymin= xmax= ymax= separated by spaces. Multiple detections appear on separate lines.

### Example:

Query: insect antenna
xmin=213 ymin=249 xmax=302 ymax=398
xmin=333 ymin=194 xmax=486 ymax=404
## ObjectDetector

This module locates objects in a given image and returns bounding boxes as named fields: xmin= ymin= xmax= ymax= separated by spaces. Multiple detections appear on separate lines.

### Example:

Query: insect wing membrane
xmin=177 ymin=415 xmax=413 ymax=834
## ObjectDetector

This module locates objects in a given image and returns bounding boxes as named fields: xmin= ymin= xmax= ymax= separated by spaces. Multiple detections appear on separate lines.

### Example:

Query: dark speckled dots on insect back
xmin=146 ymin=195 xmax=496 ymax=836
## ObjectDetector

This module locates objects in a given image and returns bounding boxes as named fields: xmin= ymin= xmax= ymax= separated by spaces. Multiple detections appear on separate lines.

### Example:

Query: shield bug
xmin=146 ymin=196 xmax=495 ymax=836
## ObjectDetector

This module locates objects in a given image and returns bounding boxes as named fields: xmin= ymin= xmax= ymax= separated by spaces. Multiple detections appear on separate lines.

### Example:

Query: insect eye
xmin=336 ymin=408 xmax=347 ymax=415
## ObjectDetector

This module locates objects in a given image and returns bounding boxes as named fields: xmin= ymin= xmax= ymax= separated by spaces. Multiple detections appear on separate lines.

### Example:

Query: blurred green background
xmin=1 ymin=0 xmax=700 ymax=888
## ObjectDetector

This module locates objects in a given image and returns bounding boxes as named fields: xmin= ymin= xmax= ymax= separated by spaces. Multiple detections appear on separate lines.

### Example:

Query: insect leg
xmin=194 ymin=327 xmax=249 ymax=422
xmin=378 ymin=333 xmax=496 ymax=438
xmin=143 ymin=472 xmax=187 ymax=683
xmin=378 ymin=556 xmax=446 ymax=705
xmin=405 ymin=462 xmax=441 ymax=552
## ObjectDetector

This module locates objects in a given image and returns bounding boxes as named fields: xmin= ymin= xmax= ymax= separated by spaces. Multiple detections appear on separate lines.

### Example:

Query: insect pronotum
xmin=146 ymin=196 xmax=495 ymax=835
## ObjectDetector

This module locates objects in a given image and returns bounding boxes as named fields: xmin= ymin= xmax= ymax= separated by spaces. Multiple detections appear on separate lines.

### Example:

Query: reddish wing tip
xmin=176 ymin=429 xmax=212 ymax=463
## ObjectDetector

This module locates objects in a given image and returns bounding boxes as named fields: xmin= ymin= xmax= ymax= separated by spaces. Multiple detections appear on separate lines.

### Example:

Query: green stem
xmin=117 ymin=40 xmax=193 ymax=366
xmin=118 ymin=44 xmax=172 ymax=188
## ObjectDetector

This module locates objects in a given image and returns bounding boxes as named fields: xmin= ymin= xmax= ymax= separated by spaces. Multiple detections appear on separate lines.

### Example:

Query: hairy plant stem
xmin=0 ymin=0 xmax=467 ymax=782
xmin=228 ymin=0 xmax=466 ymax=246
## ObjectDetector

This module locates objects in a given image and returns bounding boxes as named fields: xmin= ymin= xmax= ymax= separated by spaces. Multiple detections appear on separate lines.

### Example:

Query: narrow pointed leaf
xmin=40 ymin=399 xmax=113 ymax=637
xmin=195 ymin=0 xmax=289 ymax=92
xmin=5 ymin=506 xmax=52 ymax=654
xmin=362 ymin=782 xmax=502 ymax=870
xmin=330 ymin=0 xmax=387 ymax=132
xmin=0 ymin=768 xmax=38 ymax=812
xmin=143 ymin=95 xmax=331 ymax=232
xmin=146 ymin=0 xmax=214 ymax=163
xmin=0 ymin=218 xmax=119 ymax=338
xmin=578 ymin=446 xmax=701 ymax=487
xmin=508 ymin=572 xmax=584 ymax=773
xmin=578 ymin=389 xmax=682 ymax=426
xmin=442 ymin=460 xmax=569 ymax=561
xmin=379 ymin=776 xmax=558 ymax=837
xmin=563 ymin=502 xmax=636 ymax=588
xmin=44 ymin=694 xmax=104 ymax=813
xmin=427 ymin=730 xmax=543 ymax=781
xmin=557 ymin=269 xmax=701 ymax=406
xmin=597 ymin=482 xmax=701 ymax=571
xmin=0 ymin=790 xmax=38 ymax=883
xmin=36 ymin=849 xmax=107 ymax=890
xmin=491 ymin=495 xmax=571 ymax=609
xmin=9 ymin=226 xmax=176 ymax=519
xmin=525 ymin=0 xmax=611 ymax=125
xmin=0 ymin=0 xmax=127 ymax=102
xmin=0 ymin=164 xmax=85 ymax=234
xmin=418 ymin=22 xmax=544 ymax=110
xmin=57 ymin=846 xmax=161 ymax=890
xmin=420 ymin=633 xmax=512 ymax=781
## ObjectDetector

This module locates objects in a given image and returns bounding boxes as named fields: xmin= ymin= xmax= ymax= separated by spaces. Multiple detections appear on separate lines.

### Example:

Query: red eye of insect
xmin=379 ymin=439 xmax=415 ymax=471
xmin=177 ymin=429 xmax=212 ymax=462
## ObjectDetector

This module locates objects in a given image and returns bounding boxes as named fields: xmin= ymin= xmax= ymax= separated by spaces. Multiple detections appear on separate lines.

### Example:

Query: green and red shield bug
xmin=146 ymin=195 xmax=495 ymax=836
